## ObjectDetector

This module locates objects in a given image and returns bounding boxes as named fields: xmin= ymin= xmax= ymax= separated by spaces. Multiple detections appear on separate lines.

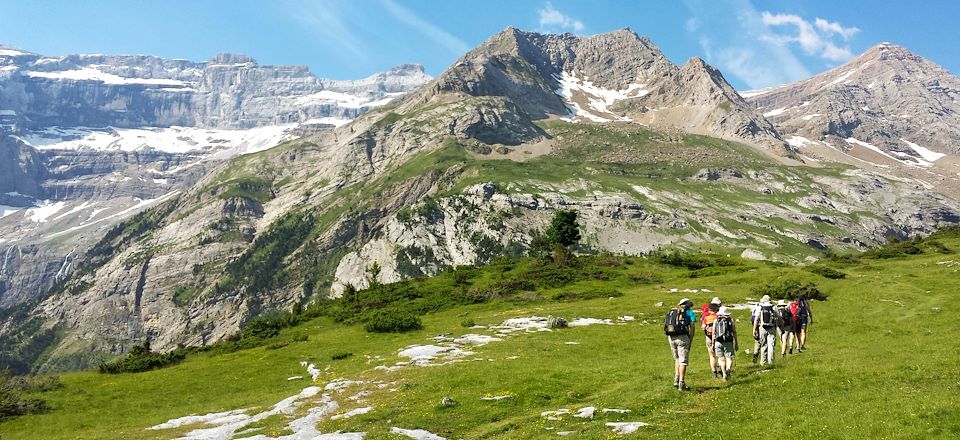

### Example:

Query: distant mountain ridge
xmin=0 ymin=45 xmax=431 ymax=131
xmin=0 ymin=45 xmax=431 ymax=314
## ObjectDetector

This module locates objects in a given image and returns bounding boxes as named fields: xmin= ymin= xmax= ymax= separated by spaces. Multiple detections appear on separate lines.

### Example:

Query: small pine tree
xmin=546 ymin=209 xmax=581 ymax=249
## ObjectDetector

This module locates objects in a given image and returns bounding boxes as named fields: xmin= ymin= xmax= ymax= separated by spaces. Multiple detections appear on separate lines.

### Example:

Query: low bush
xmin=752 ymin=280 xmax=828 ymax=301
xmin=460 ymin=317 xmax=476 ymax=328
xmin=689 ymin=266 xmax=751 ymax=278
xmin=652 ymin=251 xmax=740 ymax=270
xmin=863 ymin=239 xmax=924 ymax=259
xmin=806 ymin=265 xmax=847 ymax=279
xmin=331 ymin=351 xmax=353 ymax=360
xmin=364 ymin=309 xmax=423 ymax=333
xmin=551 ymin=288 xmax=623 ymax=301
xmin=97 ymin=342 xmax=185 ymax=374
xmin=0 ymin=372 xmax=60 ymax=422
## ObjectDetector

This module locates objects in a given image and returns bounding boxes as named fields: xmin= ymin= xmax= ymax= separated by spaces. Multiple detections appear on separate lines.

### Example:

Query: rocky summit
xmin=742 ymin=42 xmax=960 ymax=195
xmin=1 ymin=29 xmax=958 ymax=375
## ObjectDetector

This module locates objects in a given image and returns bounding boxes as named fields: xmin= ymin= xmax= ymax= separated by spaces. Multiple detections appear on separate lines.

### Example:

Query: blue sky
xmin=1 ymin=0 xmax=957 ymax=90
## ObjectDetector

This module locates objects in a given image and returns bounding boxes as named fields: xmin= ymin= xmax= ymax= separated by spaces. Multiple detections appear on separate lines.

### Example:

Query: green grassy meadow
xmin=3 ymin=234 xmax=960 ymax=439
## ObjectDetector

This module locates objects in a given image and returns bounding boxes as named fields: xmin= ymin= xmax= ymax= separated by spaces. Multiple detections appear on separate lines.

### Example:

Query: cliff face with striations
xmin=0 ymin=45 xmax=431 ymax=314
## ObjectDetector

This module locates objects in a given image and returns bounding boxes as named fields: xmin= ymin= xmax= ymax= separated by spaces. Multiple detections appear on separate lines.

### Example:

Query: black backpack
xmin=663 ymin=308 xmax=691 ymax=336
xmin=779 ymin=307 xmax=793 ymax=328
xmin=714 ymin=316 xmax=734 ymax=342
xmin=759 ymin=306 xmax=777 ymax=327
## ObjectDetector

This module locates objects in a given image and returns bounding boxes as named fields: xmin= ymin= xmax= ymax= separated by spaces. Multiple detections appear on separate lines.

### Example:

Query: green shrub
xmin=863 ymin=239 xmax=923 ymax=259
xmin=97 ymin=342 xmax=185 ymax=374
xmin=551 ymin=288 xmax=623 ymax=301
xmin=806 ymin=265 xmax=847 ymax=279
xmin=460 ymin=317 xmax=477 ymax=328
xmin=689 ymin=266 xmax=751 ymax=278
xmin=752 ymin=280 xmax=828 ymax=301
xmin=0 ymin=372 xmax=60 ymax=421
xmin=652 ymin=251 xmax=740 ymax=270
xmin=331 ymin=351 xmax=353 ymax=360
xmin=364 ymin=309 xmax=423 ymax=333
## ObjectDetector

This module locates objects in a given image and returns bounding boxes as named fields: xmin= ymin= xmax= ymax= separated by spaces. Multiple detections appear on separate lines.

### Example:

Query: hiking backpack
xmin=714 ymin=316 xmax=733 ymax=342
xmin=663 ymin=308 xmax=691 ymax=336
xmin=759 ymin=305 xmax=777 ymax=327
xmin=702 ymin=312 xmax=717 ymax=337
xmin=779 ymin=307 xmax=793 ymax=329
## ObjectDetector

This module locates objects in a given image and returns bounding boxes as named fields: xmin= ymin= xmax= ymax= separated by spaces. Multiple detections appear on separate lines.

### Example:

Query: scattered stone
xmin=606 ymin=422 xmax=650 ymax=434
xmin=565 ymin=341 xmax=581 ymax=345
xmin=390 ymin=427 xmax=447 ymax=440
xmin=557 ymin=431 xmax=575 ymax=436
xmin=440 ymin=396 xmax=457 ymax=407
xmin=547 ymin=316 xmax=568 ymax=329
xmin=602 ymin=408 xmax=632 ymax=414
xmin=541 ymin=409 xmax=571 ymax=420
xmin=331 ymin=406 xmax=373 ymax=420
xmin=568 ymin=318 xmax=613 ymax=327
xmin=481 ymin=394 xmax=514 ymax=401
xmin=287 ymin=376 xmax=304 ymax=381
xmin=617 ymin=316 xmax=635 ymax=322
xmin=573 ymin=406 xmax=596 ymax=419
xmin=655 ymin=301 xmax=664 ymax=307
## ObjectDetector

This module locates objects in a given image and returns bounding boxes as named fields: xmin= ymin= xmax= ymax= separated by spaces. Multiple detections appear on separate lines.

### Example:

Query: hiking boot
xmin=752 ymin=352 xmax=759 ymax=364
xmin=677 ymin=382 xmax=687 ymax=391
xmin=674 ymin=375 xmax=680 ymax=387
xmin=712 ymin=371 xmax=718 ymax=379
xmin=789 ymin=347 xmax=793 ymax=354
xmin=724 ymin=371 xmax=731 ymax=381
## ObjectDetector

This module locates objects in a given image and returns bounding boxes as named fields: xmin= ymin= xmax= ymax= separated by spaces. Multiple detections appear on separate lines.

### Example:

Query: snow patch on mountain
xmin=902 ymin=139 xmax=945 ymax=163
xmin=553 ymin=71 xmax=647 ymax=123
xmin=26 ymin=67 xmax=190 ymax=87
xmin=15 ymin=125 xmax=296 ymax=156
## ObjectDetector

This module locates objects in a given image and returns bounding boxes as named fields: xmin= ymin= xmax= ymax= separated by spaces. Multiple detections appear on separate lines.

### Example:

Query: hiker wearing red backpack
xmin=752 ymin=295 xmax=779 ymax=366
xmin=792 ymin=296 xmax=813 ymax=351
xmin=701 ymin=297 xmax=722 ymax=379
xmin=711 ymin=306 xmax=738 ymax=381
xmin=777 ymin=299 xmax=796 ymax=356
xmin=664 ymin=298 xmax=696 ymax=391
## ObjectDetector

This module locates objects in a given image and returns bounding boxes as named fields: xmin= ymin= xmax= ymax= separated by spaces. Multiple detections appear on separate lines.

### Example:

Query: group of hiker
xmin=663 ymin=294 xmax=813 ymax=391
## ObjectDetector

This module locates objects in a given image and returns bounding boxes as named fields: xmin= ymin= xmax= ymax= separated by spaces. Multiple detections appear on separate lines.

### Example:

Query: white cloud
xmin=761 ymin=12 xmax=859 ymax=62
xmin=682 ymin=0 xmax=860 ymax=89
xmin=382 ymin=0 xmax=469 ymax=56
xmin=286 ymin=0 xmax=369 ymax=62
xmin=538 ymin=2 xmax=584 ymax=33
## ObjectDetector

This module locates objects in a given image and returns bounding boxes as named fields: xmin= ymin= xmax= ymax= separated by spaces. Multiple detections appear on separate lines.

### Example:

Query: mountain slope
xmin=0 ymin=47 xmax=431 ymax=313
xmin=2 ymin=30 xmax=959 ymax=374
xmin=742 ymin=43 xmax=960 ymax=194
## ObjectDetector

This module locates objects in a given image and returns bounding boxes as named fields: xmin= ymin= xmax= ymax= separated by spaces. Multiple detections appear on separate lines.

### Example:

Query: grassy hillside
xmin=3 ymin=231 xmax=959 ymax=439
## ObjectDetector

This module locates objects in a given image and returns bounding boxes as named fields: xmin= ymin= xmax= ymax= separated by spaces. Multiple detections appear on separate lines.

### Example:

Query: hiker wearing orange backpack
xmin=711 ymin=306 xmax=738 ymax=381
xmin=701 ymin=297 xmax=722 ymax=379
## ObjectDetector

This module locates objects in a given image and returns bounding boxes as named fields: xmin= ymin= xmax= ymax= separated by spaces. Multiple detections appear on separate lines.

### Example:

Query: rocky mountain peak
xmin=208 ymin=52 xmax=257 ymax=65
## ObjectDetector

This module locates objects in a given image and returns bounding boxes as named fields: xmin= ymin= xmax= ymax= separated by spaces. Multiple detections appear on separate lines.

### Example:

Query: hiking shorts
xmin=714 ymin=341 xmax=735 ymax=358
xmin=668 ymin=334 xmax=691 ymax=365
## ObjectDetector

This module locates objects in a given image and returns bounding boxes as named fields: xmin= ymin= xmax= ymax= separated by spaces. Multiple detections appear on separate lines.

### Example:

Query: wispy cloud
xmin=682 ymin=0 xmax=859 ymax=89
xmin=285 ymin=0 xmax=369 ymax=62
xmin=760 ymin=12 xmax=860 ymax=62
xmin=538 ymin=2 xmax=584 ymax=33
xmin=382 ymin=0 xmax=469 ymax=56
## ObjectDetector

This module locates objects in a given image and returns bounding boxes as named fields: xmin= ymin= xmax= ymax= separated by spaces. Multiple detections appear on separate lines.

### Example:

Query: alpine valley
xmin=1 ymin=27 xmax=958 ymax=377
